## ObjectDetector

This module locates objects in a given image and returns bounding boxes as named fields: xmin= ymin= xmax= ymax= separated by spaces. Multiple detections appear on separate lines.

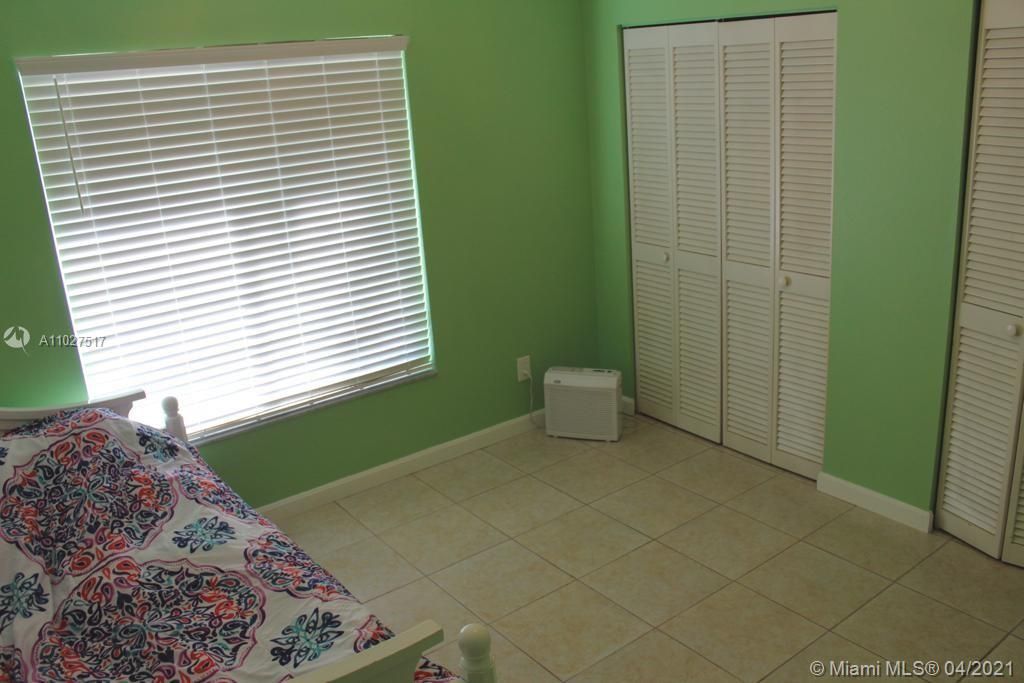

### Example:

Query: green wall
xmin=582 ymin=0 xmax=976 ymax=510
xmin=0 ymin=0 xmax=597 ymax=506
xmin=0 ymin=0 xmax=981 ymax=514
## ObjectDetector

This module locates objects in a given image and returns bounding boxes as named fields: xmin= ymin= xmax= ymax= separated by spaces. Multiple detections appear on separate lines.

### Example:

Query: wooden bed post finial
xmin=458 ymin=623 xmax=496 ymax=683
xmin=162 ymin=396 xmax=188 ymax=442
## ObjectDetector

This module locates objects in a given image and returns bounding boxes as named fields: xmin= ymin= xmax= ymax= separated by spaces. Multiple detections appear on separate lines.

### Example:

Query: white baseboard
xmin=259 ymin=409 xmax=545 ymax=519
xmin=817 ymin=472 xmax=933 ymax=533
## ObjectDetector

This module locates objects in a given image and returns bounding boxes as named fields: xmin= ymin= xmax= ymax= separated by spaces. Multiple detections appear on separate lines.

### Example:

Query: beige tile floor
xmin=272 ymin=416 xmax=1024 ymax=682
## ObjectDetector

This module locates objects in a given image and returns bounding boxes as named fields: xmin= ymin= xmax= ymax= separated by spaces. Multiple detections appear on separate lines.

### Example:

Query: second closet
xmin=625 ymin=13 xmax=837 ymax=478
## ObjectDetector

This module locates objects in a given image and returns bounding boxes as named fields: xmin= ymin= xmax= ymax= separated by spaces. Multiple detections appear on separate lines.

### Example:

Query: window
xmin=18 ymin=37 xmax=433 ymax=438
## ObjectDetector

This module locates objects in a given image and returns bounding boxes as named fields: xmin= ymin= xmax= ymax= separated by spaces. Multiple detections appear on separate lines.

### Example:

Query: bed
xmin=0 ymin=393 xmax=497 ymax=683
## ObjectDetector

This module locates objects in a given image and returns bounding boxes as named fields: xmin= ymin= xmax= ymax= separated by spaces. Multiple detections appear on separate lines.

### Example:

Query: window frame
xmin=17 ymin=36 xmax=437 ymax=442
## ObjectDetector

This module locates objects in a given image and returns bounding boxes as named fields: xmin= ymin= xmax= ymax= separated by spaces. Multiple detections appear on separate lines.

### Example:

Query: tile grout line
xmin=437 ymin=463 xmax=736 ymax=651
xmin=890 ymin=579 xmax=1017 ymax=635
xmin=280 ymin=435 xmax=765 ymax=678
xmin=369 ymin=528 xmax=567 ymax=681
xmin=654 ymin=580 xmax=799 ymax=682
xmin=415 ymin=430 xmax=726 ymax=679
xmin=495 ymin=589 xmax=655 ymax=683
xmin=574 ymin=537 xmax=732 ymax=627
xmin=474 ymin=565 xmax=655 ymax=681
xmin=412 ymin=447 xmax=533 ymax=501
xmin=816 ymin=536 xmax=999 ymax=676
xmin=377 ymin=463 xmax=648 ymax=679
xmin=374 ymin=511 xmax=509 ymax=578
xmin=308 ymin=424 xmax=1018 ymax=682
xmin=658 ymin=504 xmax=797 ymax=583
xmin=642 ymin=475 xmax=950 ymax=680
xmin=758 ymin=519 xmax=969 ymax=676
xmin=754 ymin=628 xmax=834 ymax=682
xmin=883 ymin=536 xmax=1023 ymax=635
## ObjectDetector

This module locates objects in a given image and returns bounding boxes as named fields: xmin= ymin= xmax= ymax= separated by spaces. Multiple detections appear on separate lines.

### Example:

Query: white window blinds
xmin=18 ymin=37 xmax=433 ymax=439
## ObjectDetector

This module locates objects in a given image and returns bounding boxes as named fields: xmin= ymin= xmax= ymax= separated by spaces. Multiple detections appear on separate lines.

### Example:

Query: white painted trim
xmin=259 ymin=409 xmax=544 ymax=519
xmin=17 ymin=36 xmax=408 ymax=75
xmin=817 ymin=472 xmax=933 ymax=533
xmin=0 ymin=390 xmax=145 ymax=434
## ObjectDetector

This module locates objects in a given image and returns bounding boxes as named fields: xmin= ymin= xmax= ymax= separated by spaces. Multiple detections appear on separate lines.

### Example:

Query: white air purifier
xmin=544 ymin=367 xmax=622 ymax=441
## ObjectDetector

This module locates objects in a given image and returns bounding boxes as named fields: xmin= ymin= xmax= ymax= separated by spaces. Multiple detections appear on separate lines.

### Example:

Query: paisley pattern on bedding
xmin=0 ymin=573 xmax=48 ymax=636
xmin=354 ymin=614 xmax=396 ymax=652
xmin=245 ymin=531 xmax=355 ymax=602
xmin=0 ymin=408 xmax=458 ymax=683
xmin=2 ymin=408 xmax=105 ymax=439
xmin=270 ymin=607 xmax=345 ymax=668
xmin=416 ymin=659 xmax=461 ymax=683
xmin=178 ymin=461 xmax=272 ymax=525
xmin=0 ymin=645 xmax=25 ymax=683
xmin=172 ymin=515 xmax=237 ymax=553
xmin=0 ymin=428 xmax=177 ymax=579
xmin=135 ymin=422 xmax=186 ymax=462
xmin=34 ymin=557 xmax=264 ymax=682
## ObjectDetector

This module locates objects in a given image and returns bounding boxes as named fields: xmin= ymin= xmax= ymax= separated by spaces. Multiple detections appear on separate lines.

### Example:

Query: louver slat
xmin=726 ymin=280 xmax=772 ymax=445
xmin=636 ymin=261 xmax=676 ymax=413
xmin=17 ymin=40 xmax=431 ymax=438
xmin=722 ymin=42 xmax=771 ymax=268
xmin=721 ymin=20 xmax=773 ymax=461
xmin=770 ymin=14 xmax=835 ymax=479
xmin=938 ymin=2 xmax=1024 ymax=564
xmin=675 ymin=43 xmax=720 ymax=257
xmin=679 ymin=268 xmax=721 ymax=433
xmin=943 ymin=329 xmax=1020 ymax=535
xmin=966 ymin=29 xmax=1024 ymax=316
xmin=984 ymin=11 xmax=1024 ymax=568
xmin=1012 ymin=459 xmax=1024 ymax=548
xmin=626 ymin=28 xmax=676 ymax=422
xmin=627 ymin=43 xmax=673 ymax=249
xmin=670 ymin=23 xmax=722 ymax=441
xmin=775 ymin=292 xmax=829 ymax=463
xmin=778 ymin=34 xmax=835 ymax=278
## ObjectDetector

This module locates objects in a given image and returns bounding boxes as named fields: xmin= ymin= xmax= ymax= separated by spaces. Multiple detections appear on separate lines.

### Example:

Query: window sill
xmin=189 ymin=366 xmax=437 ymax=446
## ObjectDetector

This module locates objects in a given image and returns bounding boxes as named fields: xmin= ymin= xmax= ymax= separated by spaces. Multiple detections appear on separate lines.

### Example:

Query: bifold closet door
xmin=670 ymin=23 xmax=723 ymax=441
xmin=1006 ymin=401 xmax=1024 ymax=565
xmin=936 ymin=0 xmax=1024 ymax=560
xmin=625 ymin=27 xmax=677 ymax=426
xmin=720 ymin=19 xmax=775 ymax=461
xmin=625 ymin=15 xmax=834 ymax=472
xmin=625 ymin=24 xmax=723 ymax=439
xmin=770 ymin=13 xmax=837 ymax=479
xmin=993 ymin=1 xmax=1024 ymax=570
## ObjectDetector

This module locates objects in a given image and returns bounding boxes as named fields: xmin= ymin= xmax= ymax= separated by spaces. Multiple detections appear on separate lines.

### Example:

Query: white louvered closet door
xmin=625 ymin=27 xmax=678 ymax=426
xmin=770 ymin=13 xmax=836 ymax=479
xmin=720 ymin=19 xmax=775 ymax=461
xmin=937 ymin=0 xmax=1024 ymax=560
xmin=993 ymin=1 xmax=1024 ymax=571
xmin=1006 ymin=399 xmax=1024 ymax=565
xmin=670 ymin=22 xmax=722 ymax=441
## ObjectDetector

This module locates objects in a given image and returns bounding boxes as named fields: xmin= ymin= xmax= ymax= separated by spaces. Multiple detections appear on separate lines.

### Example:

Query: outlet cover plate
xmin=517 ymin=355 xmax=531 ymax=382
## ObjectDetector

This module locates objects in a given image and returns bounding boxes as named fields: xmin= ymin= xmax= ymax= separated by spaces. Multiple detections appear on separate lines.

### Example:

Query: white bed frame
xmin=0 ymin=391 xmax=498 ymax=683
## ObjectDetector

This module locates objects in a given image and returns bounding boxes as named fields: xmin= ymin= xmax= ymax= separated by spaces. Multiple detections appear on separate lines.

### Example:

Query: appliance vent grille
xmin=544 ymin=368 xmax=622 ymax=442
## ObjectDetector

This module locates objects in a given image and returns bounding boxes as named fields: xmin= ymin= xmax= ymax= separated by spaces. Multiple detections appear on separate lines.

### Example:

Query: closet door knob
xmin=777 ymin=275 xmax=791 ymax=289
xmin=662 ymin=252 xmax=670 ymax=264
xmin=1008 ymin=324 xmax=1020 ymax=338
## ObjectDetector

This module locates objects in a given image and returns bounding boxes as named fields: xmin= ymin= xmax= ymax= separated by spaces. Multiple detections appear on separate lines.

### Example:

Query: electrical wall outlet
xmin=516 ymin=355 xmax=531 ymax=382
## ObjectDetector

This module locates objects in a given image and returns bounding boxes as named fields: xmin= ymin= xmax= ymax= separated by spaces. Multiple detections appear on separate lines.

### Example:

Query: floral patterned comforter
xmin=0 ymin=408 xmax=457 ymax=682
